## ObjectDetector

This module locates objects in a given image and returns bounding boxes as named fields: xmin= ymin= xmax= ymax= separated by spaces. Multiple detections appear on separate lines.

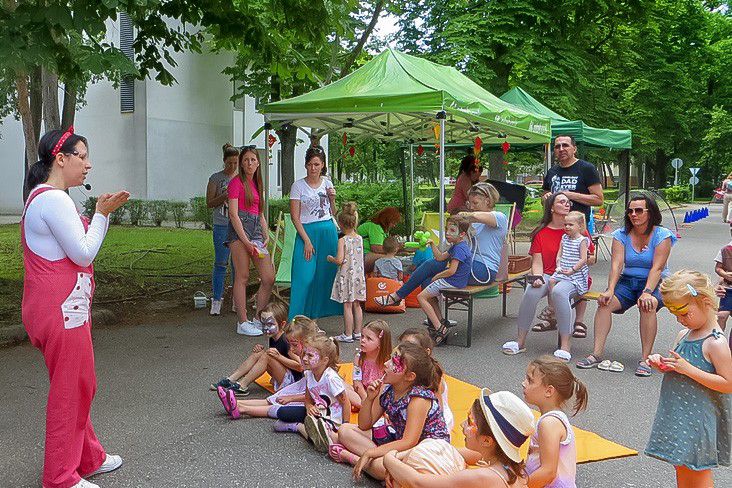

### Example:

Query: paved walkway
xmin=1 ymin=205 xmax=730 ymax=487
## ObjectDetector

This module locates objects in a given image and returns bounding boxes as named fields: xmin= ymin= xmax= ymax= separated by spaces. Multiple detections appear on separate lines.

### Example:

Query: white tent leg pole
xmin=545 ymin=143 xmax=551 ymax=173
xmin=264 ymin=125 xmax=271 ymax=224
xmin=410 ymin=144 xmax=415 ymax=237
xmin=438 ymin=112 xmax=446 ymax=243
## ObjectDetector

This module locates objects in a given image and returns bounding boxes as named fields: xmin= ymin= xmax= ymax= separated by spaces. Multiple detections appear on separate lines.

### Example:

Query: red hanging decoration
xmin=342 ymin=132 xmax=348 ymax=147
xmin=473 ymin=136 xmax=483 ymax=165
xmin=416 ymin=145 xmax=424 ymax=156
xmin=268 ymin=134 xmax=277 ymax=148
xmin=349 ymin=146 xmax=355 ymax=157
xmin=501 ymin=141 xmax=511 ymax=155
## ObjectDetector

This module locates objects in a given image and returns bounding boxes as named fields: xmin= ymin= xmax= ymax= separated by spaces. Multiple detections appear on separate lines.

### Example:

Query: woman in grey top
xmin=206 ymin=143 xmax=239 ymax=315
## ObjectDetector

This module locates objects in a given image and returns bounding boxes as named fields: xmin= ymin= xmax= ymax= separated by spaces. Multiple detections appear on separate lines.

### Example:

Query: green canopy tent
xmin=260 ymin=49 xmax=552 ymax=238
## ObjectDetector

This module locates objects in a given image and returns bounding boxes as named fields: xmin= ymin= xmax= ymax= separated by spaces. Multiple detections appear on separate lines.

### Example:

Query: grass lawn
xmin=0 ymin=224 xmax=218 ymax=328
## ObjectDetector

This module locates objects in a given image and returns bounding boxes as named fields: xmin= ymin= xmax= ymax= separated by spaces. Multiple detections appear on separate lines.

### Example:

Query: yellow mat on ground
xmin=256 ymin=363 xmax=637 ymax=464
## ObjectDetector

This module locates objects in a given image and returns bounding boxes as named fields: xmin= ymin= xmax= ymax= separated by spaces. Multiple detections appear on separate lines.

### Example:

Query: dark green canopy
xmin=500 ymin=87 xmax=632 ymax=150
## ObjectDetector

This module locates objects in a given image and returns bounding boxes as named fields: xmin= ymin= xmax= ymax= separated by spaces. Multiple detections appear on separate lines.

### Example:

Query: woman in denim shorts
xmin=577 ymin=195 xmax=677 ymax=377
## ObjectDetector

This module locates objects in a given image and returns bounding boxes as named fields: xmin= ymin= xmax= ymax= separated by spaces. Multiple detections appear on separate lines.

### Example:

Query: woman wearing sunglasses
xmin=577 ymin=195 xmax=677 ymax=377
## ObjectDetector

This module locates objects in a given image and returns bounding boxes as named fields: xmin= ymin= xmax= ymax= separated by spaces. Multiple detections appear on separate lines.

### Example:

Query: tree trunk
xmin=42 ymin=68 xmax=61 ymax=131
xmin=30 ymin=66 xmax=42 ymax=142
xmin=618 ymin=150 xmax=630 ymax=201
xmin=61 ymin=81 xmax=78 ymax=128
xmin=488 ymin=150 xmax=507 ymax=182
xmin=16 ymin=73 xmax=37 ymax=202
xmin=654 ymin=149 xmax=668 ymax=188
xmin=340 ymin=0 xmax=385 ymax=78
xmin=277 ymin=124 xmax=298 ymax=194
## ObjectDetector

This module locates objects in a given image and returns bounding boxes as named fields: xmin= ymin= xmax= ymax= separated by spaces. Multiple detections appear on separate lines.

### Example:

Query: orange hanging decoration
xmin=433 ymin=124 xmax=440 ymax=141
xmin=268 ymin=134 xmax=277 ymax=148
xmin=417 ymin=145 xmax=424 ymax=156
xmin=342 ymin=132 xmax=348 ymax=147
xmin=473 ymin=136 xmax=483 ymax=164
xmin=349 ymin=146 xmax=355 ymax=157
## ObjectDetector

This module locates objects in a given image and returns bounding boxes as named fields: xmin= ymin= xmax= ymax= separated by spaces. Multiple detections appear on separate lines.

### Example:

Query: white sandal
xmin=553 ymin=349 xmax=572 ymax=362
xmin=501 ymin=341 xmax=526 ymax=355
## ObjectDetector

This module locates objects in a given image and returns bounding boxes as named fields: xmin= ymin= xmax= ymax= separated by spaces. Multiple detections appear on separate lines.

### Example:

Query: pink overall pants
xmin=21 ymin=187 xmax=106 ymax=488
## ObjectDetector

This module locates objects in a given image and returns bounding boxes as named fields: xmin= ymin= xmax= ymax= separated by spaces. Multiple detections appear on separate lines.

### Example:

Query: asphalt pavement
xmin=1 ymin=204 xmax=731 ymax=487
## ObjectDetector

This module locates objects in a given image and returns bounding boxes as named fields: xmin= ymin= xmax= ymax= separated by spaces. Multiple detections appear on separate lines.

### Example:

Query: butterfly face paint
xmin=260 ymin=315 xmax=278 ymax=335
xmin=302 ymin=346 xmax=321 ymax=369
xmin=387 ymin=351 xmax=406 ymax=374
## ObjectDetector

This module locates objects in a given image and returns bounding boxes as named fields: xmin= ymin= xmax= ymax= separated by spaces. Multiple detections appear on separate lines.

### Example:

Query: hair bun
xmin=342 ymin=201 xmax=358 ymax=215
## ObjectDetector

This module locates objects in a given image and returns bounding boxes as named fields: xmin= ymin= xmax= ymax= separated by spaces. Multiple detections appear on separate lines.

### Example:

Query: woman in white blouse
xmin=288 ymin=145 xmax=342 ymax=320
xmin=22 ymin=127 xmax=128 ymax=488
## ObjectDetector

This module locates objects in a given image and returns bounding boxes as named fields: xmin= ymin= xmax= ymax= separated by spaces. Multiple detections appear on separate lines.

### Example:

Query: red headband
xmin=51 ymin=126 xmax=74 ymax=157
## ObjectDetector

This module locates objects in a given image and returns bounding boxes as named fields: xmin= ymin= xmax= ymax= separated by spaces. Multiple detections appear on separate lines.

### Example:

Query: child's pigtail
xmin=572 ymin=376 xmax=589 ymax=416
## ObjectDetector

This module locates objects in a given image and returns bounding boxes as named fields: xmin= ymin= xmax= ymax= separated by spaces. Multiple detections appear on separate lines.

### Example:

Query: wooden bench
xmin=440 ymin=271 xmax=530 ymax=347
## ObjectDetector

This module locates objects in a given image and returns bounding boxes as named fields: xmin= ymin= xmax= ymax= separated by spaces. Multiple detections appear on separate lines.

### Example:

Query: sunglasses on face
xmin=626 ymin=208 xmax=648 ymax=215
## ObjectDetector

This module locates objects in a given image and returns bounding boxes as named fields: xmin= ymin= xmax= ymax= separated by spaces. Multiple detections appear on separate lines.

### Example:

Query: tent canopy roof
xmin=500 ymin=87 xmax=632 ymax=150
xmin=261 ymin=49 xmax=551 ymax=145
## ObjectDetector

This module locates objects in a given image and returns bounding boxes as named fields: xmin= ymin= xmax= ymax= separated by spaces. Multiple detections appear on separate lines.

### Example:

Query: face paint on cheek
xmin=261 ymin=317 xmax=278 ymax=335
xmin=389 ymin=353 xmax=406 ymax=374
xmin=303 ymin=347 xmax=321 ymax=368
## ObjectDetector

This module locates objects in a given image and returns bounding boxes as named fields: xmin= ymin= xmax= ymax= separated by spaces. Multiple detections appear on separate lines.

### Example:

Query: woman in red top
xmin=501 ymin=193 xmax=594 ymax=361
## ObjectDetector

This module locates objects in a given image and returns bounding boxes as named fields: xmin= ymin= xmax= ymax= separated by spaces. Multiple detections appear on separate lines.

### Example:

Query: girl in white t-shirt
xmin=288 ymin=146 xmax=342 ymax=320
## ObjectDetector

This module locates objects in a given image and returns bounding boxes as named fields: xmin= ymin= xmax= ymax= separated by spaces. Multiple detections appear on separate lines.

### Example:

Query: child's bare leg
xmin=236 ymin=399 xmax=272 ymax=417
xmin=345 ymin=383 xmax=362 ymax=410
xmin=236 ymin=352 xmax=269 ymax=388
xmin=353 ymin=301 xmax=363 ymax=335
xmin=717 ymin=311 xmax=729 ymax=331
xmin=418 ymin=290 xmax=442 ymax=330
xmin=266 ymin=357 xmax=290 ymax=387
xmin=337 ymin=423 xmax=375 ymax=465
xmin=228 ymin=350 xmax=266 ymax=383
xmin=674 ymin=465 xmax=713 ymax=488
xmin=343 ymin=301 xmax=354 ymax=336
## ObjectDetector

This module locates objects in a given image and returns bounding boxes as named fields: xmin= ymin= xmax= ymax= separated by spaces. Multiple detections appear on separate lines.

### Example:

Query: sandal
xmin=635 ymin=361 xmax=652 ymax=377
xmin=375 ymin=294 xmax=401 ymax=307
xmin=572 ymin=321 xmax=588 ymax=338
xmin=532 ymin=321 xmax=557 ymax=332
xmin=501 ymin=341 xmax=526 ymax=356
xmin=216 ymin=386 xmax=240 ymax=419
xmin=553 ymin=349 xmax=572 ymax=362
xmin=329 ymin=443 xmax=347 ymax=463
xmin=433 ymin=325 xmax=449 ymax=346
xmin=576 ymin=354 xmax=602 ymax=369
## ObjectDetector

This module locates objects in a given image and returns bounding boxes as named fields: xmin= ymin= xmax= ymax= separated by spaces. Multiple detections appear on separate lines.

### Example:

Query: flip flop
xmin=609 ymin=361 xmax=625 ymax=373
xmin=576 ymin=354 xmax=602 ymax=369
xmin=329 ymin=443 xmax=347 ymax=463
xmin=635 ymin=361 xmax=652 ymax=377
xmin=572 ymin=321 xmax=588 ymax=338
xmin=597 ymin=360 xmax=613 ymax=371
xmin=501 ymin=341 xmax=526 ymax=356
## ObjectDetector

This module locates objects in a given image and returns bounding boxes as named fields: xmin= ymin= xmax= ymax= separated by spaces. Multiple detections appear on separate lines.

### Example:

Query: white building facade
xmin=0 ymin=20 xmax=319 ymax=214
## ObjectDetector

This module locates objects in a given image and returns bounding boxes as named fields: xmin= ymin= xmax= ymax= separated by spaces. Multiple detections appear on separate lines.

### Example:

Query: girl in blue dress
xmin=646 ymin=270 xmax=731 ymax=488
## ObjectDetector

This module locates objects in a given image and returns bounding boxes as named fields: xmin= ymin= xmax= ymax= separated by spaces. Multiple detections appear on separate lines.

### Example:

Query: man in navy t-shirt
xmin=542 ymin=135 xmax=604 ymax=221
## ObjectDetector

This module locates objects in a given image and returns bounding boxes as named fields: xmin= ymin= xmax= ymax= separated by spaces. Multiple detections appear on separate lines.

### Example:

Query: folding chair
xmin=268 ymin=212 xmax=296 ymax=305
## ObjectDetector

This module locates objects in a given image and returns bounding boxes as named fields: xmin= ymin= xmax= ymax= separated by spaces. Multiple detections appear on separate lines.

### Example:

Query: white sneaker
xmin=70 ymin=479 xmax=100 ymax=488
xmin=86 ymin=453 xmax=123 ymax=477
xmin=251 ymin=318 xmax=263 ymax=331
xmin=210 ymin=300 xmax=222 ymax=316
xmin=237 ymin=321 xmax=263 ymax=336
xmin=333 ymin=333 xmax=354 ymax=343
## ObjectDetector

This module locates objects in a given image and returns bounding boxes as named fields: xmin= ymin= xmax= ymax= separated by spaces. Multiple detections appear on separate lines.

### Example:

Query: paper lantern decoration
xmin=433 ymin=124 xmax=440 ymax=141
xmin=342 ymin=132 xmax=348 ymax=147
xmin=473 ymin=136 xmax=483 ymax=164
xmin=416 ymin=145 xmax=424 ymax=156
xmin=349 ymin=146 xmax=355 ymax=157
xmin=501 ymin=141 xmax=511 ymax=154
xmin=268 ymin=134 xmax=277 ymax=148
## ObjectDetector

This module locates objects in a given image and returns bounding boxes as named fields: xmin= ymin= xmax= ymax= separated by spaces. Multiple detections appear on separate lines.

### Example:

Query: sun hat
xmin=478 ymin=388 xmax=535 ymax=463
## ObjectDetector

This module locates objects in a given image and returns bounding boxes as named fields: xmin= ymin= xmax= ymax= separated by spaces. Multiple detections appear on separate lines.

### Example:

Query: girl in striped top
xmin=549 ymin=211 xmax=590 ymax=297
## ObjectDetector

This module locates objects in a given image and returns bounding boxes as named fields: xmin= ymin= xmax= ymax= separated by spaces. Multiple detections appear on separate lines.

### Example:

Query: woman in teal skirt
xmin=288 ymin=145 xmax=342 ymax=320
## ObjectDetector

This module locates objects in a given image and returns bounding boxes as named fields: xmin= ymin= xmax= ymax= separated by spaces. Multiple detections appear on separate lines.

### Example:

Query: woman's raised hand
xmin=96 ymin=191 xmax=130 ymax=217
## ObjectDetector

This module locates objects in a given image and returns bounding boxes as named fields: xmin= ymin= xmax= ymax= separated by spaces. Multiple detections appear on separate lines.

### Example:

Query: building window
xmin=119 ymin=12 xmax=135 ymax=113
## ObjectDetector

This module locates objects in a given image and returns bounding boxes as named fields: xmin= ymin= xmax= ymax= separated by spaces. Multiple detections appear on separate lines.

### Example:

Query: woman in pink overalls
xmin=22 ymin=127 xmax=129 ymax=488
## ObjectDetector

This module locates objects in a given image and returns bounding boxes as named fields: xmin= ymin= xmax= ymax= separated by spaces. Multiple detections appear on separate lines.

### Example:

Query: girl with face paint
xmin=330 ymin=342 xmax=449 ymax=482
xmin=216 ymin=315 xmax=319 ymax=421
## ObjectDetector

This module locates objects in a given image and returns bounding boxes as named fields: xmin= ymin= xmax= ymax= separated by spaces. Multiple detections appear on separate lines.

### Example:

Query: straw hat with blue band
xmin=479 ymin=388 xmax=535 ymax=463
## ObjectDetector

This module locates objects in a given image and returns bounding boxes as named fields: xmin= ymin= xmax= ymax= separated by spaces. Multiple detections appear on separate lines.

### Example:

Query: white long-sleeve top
xmin=24 ymin=185 xmax=109 ymax=267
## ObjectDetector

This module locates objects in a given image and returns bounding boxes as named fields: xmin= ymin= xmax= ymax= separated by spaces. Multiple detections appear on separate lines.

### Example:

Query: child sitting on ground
xmin=330 ymin=342 xmax=450 ymax=482
xmin=645 ymin=270 xmax=731 ymax=488
xmin=216 ymin=315 xmax=318 ymax=420
xmin=714 ymin=235 xmax=732 ymax=333
xmin=522 ymin=355 xmax=588 ymax=487
xmin=417 ymin=215 xmax=473 ymax=345
xmin=328 ymin=202 xmax=366 ymax=343
xmin=399 ymin=328 xmax=454 ymax=434
xmin=352 ymin=320 xmax=392 ymax=401
xmin=374 ymin=237 xmax=404 ymax=282
xmin=211 ymin=302 xmax=295 ymax=396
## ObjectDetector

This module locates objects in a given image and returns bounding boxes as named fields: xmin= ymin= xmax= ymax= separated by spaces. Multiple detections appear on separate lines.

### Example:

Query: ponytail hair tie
xmin=51 ymin=126 xmax=74 ymax=157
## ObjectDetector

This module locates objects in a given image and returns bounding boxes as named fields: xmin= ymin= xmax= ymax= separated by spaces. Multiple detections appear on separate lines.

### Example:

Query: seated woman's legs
xmin=515 ymin=276 xmax=550 ymax=348
xmin=591 ymin=295 xmax=622 ymax=358
xmin=466 ymin=260 xmax=497 ymax=286
xmin=639 ymin=296 xmax=659 ymax=361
